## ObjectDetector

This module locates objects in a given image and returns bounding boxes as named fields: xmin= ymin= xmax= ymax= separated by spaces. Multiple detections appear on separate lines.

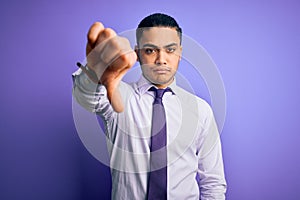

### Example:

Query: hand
xmin=84 ymin=22 xmax=137 ymax=112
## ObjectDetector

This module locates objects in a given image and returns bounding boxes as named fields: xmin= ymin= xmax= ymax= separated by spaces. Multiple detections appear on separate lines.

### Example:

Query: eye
xmin=166 ymin=47 xmax=176 ymax=53
xmin=144 ymin=48 xmax=156 ymax=55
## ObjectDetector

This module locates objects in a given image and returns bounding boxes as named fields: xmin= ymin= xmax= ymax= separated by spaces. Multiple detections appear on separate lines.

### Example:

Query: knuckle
xmin=87 ymin=22 xmax=104 ymax=42
xmin=120 ymin=37 xmax=130 ymax=45
xmin=93 ymin=21 xmax=103 ymax=27
xmin=102 ymin=28 xmax=116 ymax=39
xmin=87 ymin=34 xmax=95 ymax=44
xmin=109 ymin=37 xmax=118 ymax=47
xmin=127 ymin=52 xmax=137 ymax=67
xmin=118 ymin=52 xmax=135 ymax=67
xmin=119 ymin=54 xmax=128 ymax=62
xmin=97 ymin=28 xmax=117 ymax=45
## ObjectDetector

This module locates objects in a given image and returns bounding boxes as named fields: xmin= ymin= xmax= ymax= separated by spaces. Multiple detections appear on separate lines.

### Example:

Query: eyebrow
xmin=141 ymin=43 xmax=179 ymax=49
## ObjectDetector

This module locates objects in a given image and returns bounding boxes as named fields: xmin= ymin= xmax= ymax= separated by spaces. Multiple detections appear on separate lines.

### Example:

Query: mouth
xmin=153 ymin=67 xmax=171 ymax=74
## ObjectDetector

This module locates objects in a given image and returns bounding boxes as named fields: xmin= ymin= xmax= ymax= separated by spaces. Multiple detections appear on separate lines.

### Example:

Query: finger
xmin=86 ymin=22 xmax=104 ymax=55
xmin=99 ymin=36 xmax=134 ymax=67
xmin=86 ymin=27 xmax=117 ymax=58
xmin=87 ymin=22 xmax=105 ymax=46
xmin=96 ymin=28 xmax=117 ymax=45
xmin=87 ymin=36 xmax=130 ymax=71
xmin=100 ymin=51 xmax=137 ymax=85
xmin=109 ymin=50 xmax=137 ymax=73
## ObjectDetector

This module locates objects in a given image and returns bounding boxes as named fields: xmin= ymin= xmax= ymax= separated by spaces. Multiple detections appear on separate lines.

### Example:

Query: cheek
xmin=141 ymin=65 xmax=150 ymax=75
xmin=141 ymin=58 xmax=152 ymax=65
xmin=138 ymin=54 xmax=156 ymax=64
xmin=170 ymin=58 xmax=180 ymax=70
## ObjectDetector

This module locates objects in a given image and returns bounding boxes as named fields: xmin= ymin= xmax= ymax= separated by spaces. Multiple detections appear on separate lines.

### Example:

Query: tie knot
xmin=149 ymin=87 xmax=172 ymax=105
xmin=149 ymin=87 xmax=171 ymax=99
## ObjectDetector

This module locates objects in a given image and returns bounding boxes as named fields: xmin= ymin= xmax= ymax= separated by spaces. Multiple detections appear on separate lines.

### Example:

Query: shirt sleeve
xmin=197 ymin=107 xmax=227 ymax=200
xmin=72 ymin=68 xmax=116 ymax=122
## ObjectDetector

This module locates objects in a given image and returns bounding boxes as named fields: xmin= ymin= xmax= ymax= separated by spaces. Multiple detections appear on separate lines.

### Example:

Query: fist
xmin=84 ymin=22 xmax=137 ymax=112
xmin=86 ymin=22 xmax=136 ymax=84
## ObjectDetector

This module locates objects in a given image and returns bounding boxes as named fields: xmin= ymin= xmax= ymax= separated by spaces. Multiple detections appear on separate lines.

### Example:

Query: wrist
xmin=77 ymin=62 xmax=99 ymax=84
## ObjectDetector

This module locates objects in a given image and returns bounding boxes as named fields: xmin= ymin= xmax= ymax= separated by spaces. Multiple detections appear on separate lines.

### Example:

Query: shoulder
xmin=173 ymin=86 xmax=215 ymax=129
xmin=175 ymin=86 xmax=212 ymax=112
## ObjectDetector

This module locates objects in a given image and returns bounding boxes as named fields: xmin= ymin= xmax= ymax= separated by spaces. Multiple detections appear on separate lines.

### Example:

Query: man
xmin=73 ymin=13 xmax=226 ymax=199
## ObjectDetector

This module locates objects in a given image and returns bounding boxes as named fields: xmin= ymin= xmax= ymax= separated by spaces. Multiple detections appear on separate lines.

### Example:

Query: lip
xmin=153 ymin=68 xmax=170 ymax=74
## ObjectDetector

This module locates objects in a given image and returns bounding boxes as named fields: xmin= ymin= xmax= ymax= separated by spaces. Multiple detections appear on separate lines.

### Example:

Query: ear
xmin=179 ymin=45 xmax=183 ymax=61
xmin=134 ymin=45 xmax=140 ymax=62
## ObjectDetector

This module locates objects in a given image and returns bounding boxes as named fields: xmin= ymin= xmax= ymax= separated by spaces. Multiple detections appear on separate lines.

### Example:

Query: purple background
xmin=1 ymin=0 xmax=300 ymax=199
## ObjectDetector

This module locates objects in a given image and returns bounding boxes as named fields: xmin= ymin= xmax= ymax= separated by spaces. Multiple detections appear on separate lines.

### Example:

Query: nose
xmin=155 ymin=50 xmax=167 ymax=65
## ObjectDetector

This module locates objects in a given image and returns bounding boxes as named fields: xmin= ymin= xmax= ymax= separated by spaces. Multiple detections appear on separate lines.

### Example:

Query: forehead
xmin=138 ymin=27 xmax=180 ymax=46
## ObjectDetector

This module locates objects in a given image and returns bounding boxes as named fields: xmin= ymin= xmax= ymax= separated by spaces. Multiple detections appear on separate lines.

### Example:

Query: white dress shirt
xmin=72 ymin=68 xmax=227 ymax=200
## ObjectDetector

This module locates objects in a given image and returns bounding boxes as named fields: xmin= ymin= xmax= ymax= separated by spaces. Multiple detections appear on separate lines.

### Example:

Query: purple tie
xmin=147 ymin=87 xmax=170 ymax=200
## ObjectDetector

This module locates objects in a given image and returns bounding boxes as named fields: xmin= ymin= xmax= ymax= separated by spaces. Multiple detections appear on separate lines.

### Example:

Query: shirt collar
xmin=136 ymin=75 xmax=177 ymax=96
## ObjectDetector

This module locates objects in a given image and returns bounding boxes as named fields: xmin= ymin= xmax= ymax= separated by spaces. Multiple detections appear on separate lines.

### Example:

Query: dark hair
xmin=136 ymin=13 xmax=182 ymax=45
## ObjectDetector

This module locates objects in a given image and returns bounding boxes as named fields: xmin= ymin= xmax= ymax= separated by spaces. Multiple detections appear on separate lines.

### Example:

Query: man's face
xmin=136 ymin=27 xmax=182 ymax=88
